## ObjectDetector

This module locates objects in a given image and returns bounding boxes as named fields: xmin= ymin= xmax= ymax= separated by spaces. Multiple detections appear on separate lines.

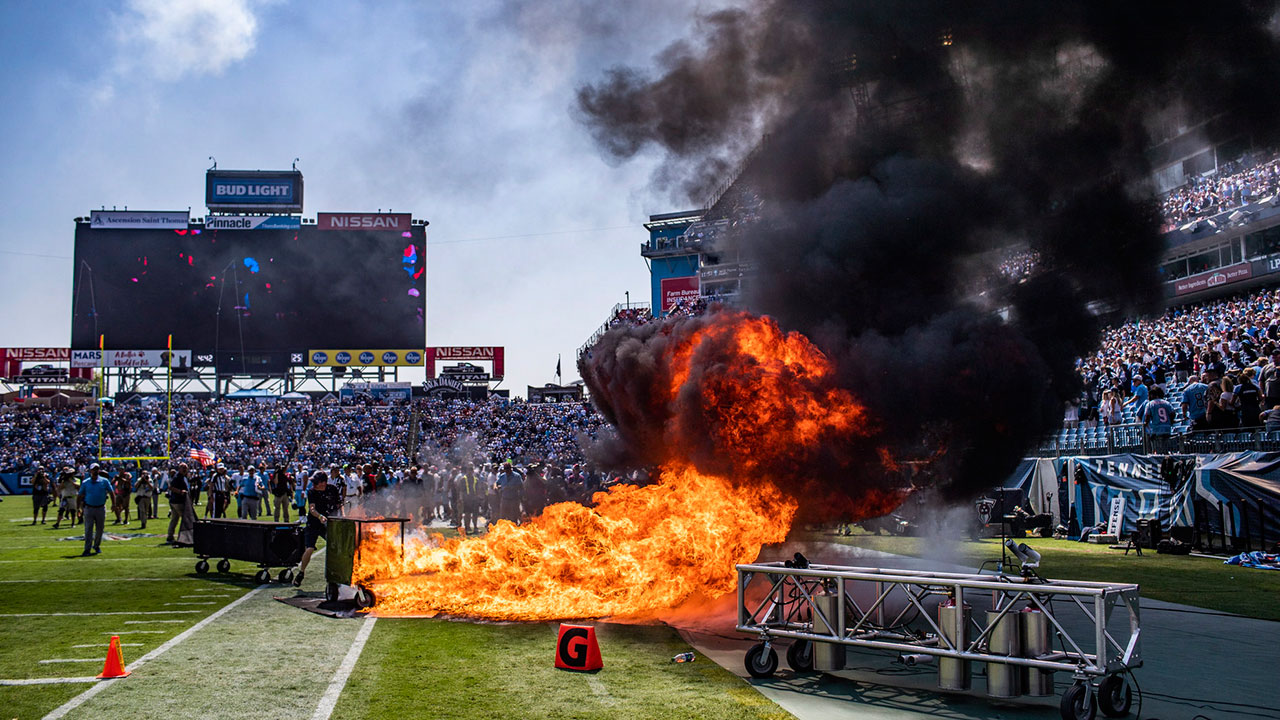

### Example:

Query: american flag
xmin=188 ymin=442 xmax=216 ymax=467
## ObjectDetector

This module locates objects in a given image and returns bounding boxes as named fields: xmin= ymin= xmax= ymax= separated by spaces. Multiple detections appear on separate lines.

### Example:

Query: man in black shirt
xmin=293 ymin=472 xmax=342 ymax=587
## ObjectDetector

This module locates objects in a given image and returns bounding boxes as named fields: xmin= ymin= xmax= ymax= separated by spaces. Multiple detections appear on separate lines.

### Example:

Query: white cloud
xmin=117 ymin=0 xmax=263 ymax=81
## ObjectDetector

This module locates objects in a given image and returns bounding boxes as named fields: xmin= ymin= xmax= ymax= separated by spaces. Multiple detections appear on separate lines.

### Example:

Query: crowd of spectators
xmin=1 ymin=395 xmax=610 ymax=480
xmin=667 ymin=296 xmax=710 ymax=318
xmin=1160 ymin=149 xmax=1280 ymax=229
xmin=997 ymin=249 xmax=1041 ymax=281
xmin=1072 ymin=286 xmax=1280 ymax=431
xmin=4 ymin=394 xmax=642 ymax=535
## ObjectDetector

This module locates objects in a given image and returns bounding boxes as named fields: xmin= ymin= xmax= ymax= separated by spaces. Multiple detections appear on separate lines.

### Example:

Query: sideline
xmin=42 ymin=585 xmax=266 ymax=720
xmin=0 ymin=610 xmax=201 ymax=618
xmin=0 ymin=677 xmax=99 ymax=686
xmin=310 ymin=616 xmax=377 ymax=720
xmin=0 ymin=578 xmax=183 ymax=583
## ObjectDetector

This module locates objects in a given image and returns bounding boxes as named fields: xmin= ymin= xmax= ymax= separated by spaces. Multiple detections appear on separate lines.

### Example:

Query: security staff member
xmin=207 ymin=464 xmax=231 ymax=518
xmin=78 ymin=464 xmax=112 ymax=556
xmin=293 ymin=472 xmax=343 ymax=587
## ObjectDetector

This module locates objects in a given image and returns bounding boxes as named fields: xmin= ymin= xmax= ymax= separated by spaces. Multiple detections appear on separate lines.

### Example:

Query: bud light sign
xmin=206 ymin=170 xmax=304 ymax=213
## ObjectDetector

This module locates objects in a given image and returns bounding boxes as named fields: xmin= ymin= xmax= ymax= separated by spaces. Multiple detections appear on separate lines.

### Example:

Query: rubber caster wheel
xmin=1097 ymin=675 xmax=1132 ymax=718
xmin=325 ymin=582 xmax=339 ymax=602
xmin=356 ymin=587 xmax=376 ymax=609
xmin=216 ymin=559 xmax=231 ymax=573
xmin=1061 ymin=681 xmax=1097 ymax=720
xmin=277 ymin=568 xmax=294 ymax=584
xmin=254 ymin=569 xmax=271 ymax=584
xmin=195 ymin=559 xmax=209 ymax=574
xmin=786 ymin=639 xmax=814 ymax=672
xmin=744 ymin=643 xmax=778 ymax=679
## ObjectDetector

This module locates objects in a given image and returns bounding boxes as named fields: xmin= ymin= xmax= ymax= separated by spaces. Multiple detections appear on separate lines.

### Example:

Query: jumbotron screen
xmin=70 ymin=223 xmax=426 ymax=352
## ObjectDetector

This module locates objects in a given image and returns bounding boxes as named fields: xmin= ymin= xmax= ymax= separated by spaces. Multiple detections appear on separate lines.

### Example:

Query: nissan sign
xmin=317 ymin=213 xmax=412 ymax=231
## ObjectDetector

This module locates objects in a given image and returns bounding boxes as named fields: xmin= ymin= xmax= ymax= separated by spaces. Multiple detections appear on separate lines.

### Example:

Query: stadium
xmin=3 ymin=3 xmax=1280 ymax=720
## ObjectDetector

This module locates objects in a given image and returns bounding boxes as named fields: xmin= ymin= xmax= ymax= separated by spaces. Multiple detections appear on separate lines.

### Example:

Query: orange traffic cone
xmin=97 ymin=635 xmax=131 ymax=679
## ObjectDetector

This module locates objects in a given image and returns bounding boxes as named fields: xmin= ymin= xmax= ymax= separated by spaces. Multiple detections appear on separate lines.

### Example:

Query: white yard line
xmin=0 ymin=558 xmax=192 ymax=563
xmin=125 ymin=620 xmax=186 ymax=624
xmin=0 ymin=677 xmax=100 ymax=686
xmin=0 ymin=578 xmax=183 ymax=583
xmin=310 ymin=616 xmax=377 ymax=720
xmin=0 ymin=610 xmax=201 ymax=618
xmin=181 ymin=594 xmax=230 ymax=598
xmin=44 ymin=585 xmax=266 ymax=720
xmin=163 ymin=602 xmax=215 ymax=605
xmin=72 ymin=643 xmax=142 ymax=649
xmin=38 ymin=659 xmax=104 ymax=665
xmin=103 ymin=631 xmax=165 ymax=634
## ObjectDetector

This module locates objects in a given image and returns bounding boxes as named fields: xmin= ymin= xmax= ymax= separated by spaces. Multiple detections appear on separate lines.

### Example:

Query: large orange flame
xmin=358 ymin=465 xmax=795 ymax=620
xmin=356 ymin=312 xmax=876 ymax=620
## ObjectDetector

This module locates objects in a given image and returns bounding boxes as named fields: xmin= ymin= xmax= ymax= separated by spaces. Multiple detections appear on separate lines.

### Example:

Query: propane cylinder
xmin=938 ymin=599 xmax=971 ymax=690
xmin=1020 ymin=607 xmax=1054 ymax=696
xmin=985 ymin=610 xmax=1022 ymax=698
xmin=812 ymin=594 xmax=845 ymax=672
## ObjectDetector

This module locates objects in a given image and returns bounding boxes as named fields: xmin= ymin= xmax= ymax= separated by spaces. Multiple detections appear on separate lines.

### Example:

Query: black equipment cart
xmin=192 ymin=518 xmax=305 ymax=584
xmin=325 ymin=516 xmax=407 ymax=607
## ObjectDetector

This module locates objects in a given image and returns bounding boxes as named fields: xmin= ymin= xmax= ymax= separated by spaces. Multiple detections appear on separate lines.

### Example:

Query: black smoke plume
xmin=577 ymin=1 xmax=1280 ymax=510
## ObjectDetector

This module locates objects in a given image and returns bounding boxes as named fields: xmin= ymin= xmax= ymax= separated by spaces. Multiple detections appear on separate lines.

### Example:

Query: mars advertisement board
xmin=71 ymin=350 xmax=193 ymax=369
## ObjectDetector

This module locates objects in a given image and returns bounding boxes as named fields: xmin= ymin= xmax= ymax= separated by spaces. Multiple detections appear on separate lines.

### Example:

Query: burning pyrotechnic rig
xmin=736 ymin=558 xmax=1141 ymax=720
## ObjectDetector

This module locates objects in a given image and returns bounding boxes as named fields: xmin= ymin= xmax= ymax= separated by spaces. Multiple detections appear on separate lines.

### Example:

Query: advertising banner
xmin=316 ymin=213 xmax=412 ymax=232
xmin=203 ymin=215 xmax=301 ymax=231
xmin=340 ymin=382 xmax=412 ymax=402
xmin=307 ymin=349 xmax=424 ymax=367
xmin=426 ymin=346 xmax=505 ymax=379
xmin=89 ymin=210 xmax=189 ymax=230
xmin=660 ymin=276 xmax=701 ymax=311
xmin=206 ymin=170 xmax=304 ymax=213
xmin=1173 ymin=262 xmax=1252 ymax=296
xmin=17 ymin=374 xmax=71 ymax=385
xmin=71 ymin=350 xmax=193 ymax=368
xmin=0 ymin=348 xmax=69 ymax=362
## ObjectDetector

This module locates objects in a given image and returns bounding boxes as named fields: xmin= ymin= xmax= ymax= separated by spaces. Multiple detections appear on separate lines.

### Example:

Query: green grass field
xmin=0 ymin=498 xmax=788 ymax=720
xmin=815 ymin=529 xmax=1280 ymax=622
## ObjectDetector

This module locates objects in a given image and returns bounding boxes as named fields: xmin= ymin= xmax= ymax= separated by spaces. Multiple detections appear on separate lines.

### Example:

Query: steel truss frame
xmin=736 ymin=562 xmax=1142 ymax=678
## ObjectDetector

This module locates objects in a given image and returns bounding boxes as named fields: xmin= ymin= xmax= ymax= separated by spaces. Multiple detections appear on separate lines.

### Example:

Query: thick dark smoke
xmin=576 ymin=1 xmax=1280 ymax=510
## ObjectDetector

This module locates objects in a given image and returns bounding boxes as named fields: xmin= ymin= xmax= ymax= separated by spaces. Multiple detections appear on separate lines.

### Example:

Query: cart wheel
xmin=216 ymin=559 xmax=231 ymax=573
xmin=325 ymin=582 xmax=339 ymax=602
xmin=744 ymin=643 xmax=778 ymax=679
xmin=277 ymin=568 xmax=294 ymax=584
xmin=1061 ymin=681 xmax=1097 ymax=720
xmin=1097 ymin=675 xmax=1132 ymax=718
xmin=195 ymin=559 xmax=209 ymax=574
xmin=786 ymin=640 xmax=814 ymax=672
xmin=356 ymin=587 xmax=377 ymax=609
xmin=254 ymin=569 xmax=271 ymax=584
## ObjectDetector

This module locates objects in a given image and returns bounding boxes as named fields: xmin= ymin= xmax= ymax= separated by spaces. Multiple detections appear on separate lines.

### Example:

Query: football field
xmin=0 ymin=499 xmax=789 ymax=720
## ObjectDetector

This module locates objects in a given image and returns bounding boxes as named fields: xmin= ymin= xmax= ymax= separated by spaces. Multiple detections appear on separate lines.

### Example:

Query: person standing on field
xmin=78 ymin=464 xmax=112 ymax=556
xmin=292 ymin=472 xmax=343 ymax=587
xmin=134 ymin=471 xmax=155 ymax=530
xmin=53 ymin=468 xmax=79 ymax=529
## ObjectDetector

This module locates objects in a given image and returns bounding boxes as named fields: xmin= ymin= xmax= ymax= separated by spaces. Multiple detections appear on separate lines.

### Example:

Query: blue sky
xmin=0 ymin=0 xmax=710 ymax=394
